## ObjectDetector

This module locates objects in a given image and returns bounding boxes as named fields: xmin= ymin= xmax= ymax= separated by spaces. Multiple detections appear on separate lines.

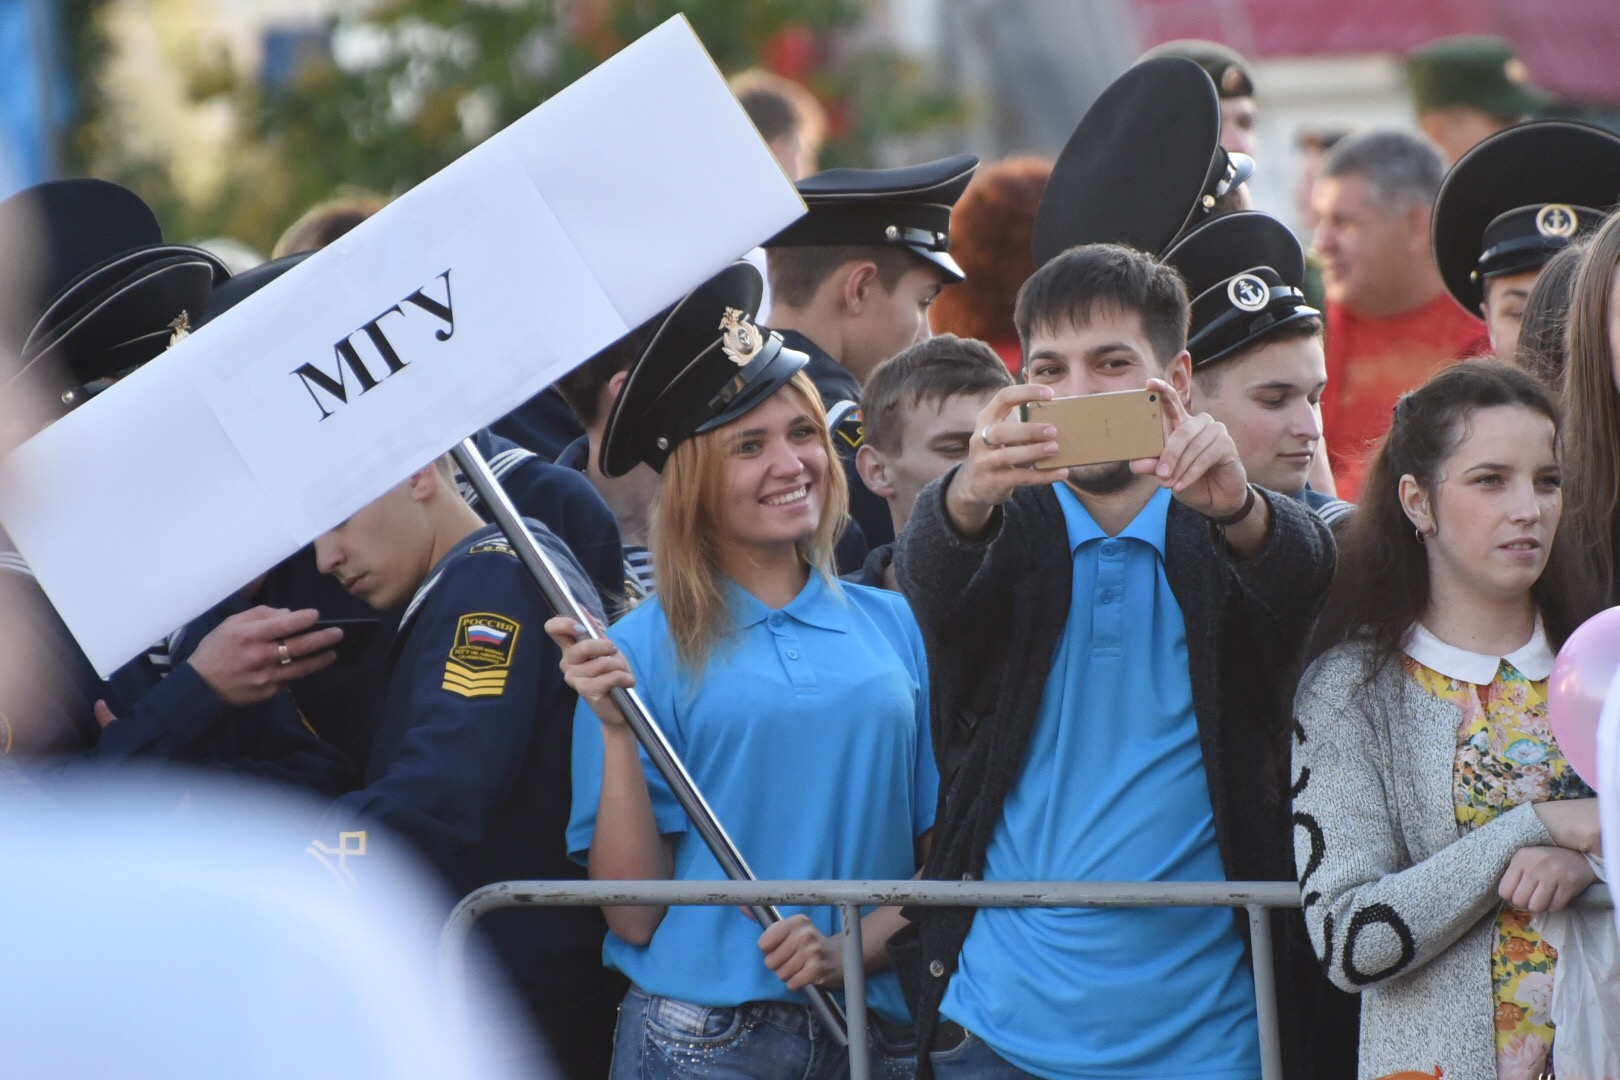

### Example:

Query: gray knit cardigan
xmin=1292 ymin=641 xmax=1555 ymax=1080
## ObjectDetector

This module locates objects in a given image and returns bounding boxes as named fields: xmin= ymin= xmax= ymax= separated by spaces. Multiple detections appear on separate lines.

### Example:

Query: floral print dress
xmin=1403 ymin=622 xmax=1592 ymax=1080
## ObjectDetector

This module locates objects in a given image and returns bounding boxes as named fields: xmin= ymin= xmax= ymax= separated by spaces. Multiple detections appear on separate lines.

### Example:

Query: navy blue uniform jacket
xmin=269 ymin=428 xmax=625 ymax=765
xmin=314 ymin=520 xmax=612 ymax=1005
xmin=0 ymin=536 xmax=349 ymax=793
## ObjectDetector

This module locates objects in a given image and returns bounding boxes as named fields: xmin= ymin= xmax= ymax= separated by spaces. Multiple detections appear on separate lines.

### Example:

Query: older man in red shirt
xmin=1312 ymin=129 xmax=1488 ymax=499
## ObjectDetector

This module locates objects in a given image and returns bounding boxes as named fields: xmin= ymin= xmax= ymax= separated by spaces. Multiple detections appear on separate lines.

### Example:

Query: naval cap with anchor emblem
xmin=0 ymin=178 xmax=228 ymax=412
xmin=762 ymin=154 xmax=979 ymax=282
xmin=600 ymin=261 xmax=809 ymax=477
xmin=1432 ymin=119 xmax=1620 ymax=315
xmin=1161 ymin=211 xmax=1319 ymax=369
xmin=1032 ymin=56 xmax=1255 ymax=268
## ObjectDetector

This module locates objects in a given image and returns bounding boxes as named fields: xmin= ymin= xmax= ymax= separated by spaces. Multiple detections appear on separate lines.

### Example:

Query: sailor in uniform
xmin=1430 ymin=118 xmax=1620 ymax=360
xmin=307 ymin=450 xmax=622 ymax=1080
xmin=760 ymin=153 xmax=979 ymax=562
xmin=1164 ymin=214 xmax=1354 ymax=527
xmin=178 ymin=254 xmax=626 ymax=771
xmin=0 ymin=179 xmax=348 ymax=794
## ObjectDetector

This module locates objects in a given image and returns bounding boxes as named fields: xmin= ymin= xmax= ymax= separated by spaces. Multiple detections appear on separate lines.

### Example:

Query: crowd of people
xmin=2 ymin=29 xmax=1616 ymax=1080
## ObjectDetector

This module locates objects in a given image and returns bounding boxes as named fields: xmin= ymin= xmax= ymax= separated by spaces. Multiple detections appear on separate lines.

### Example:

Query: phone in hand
xmin=307 ymin=617 xmax=383 ymax=665
xmin=1022 ymin=388 xmax=1167 ymax=469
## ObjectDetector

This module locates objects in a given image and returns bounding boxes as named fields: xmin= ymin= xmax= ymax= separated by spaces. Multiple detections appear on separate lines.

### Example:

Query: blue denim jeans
xmin=928 ymin=1028 xmax=1044 ymax=1080
xmin=609 ymin=984 xmax=917 ymax=1080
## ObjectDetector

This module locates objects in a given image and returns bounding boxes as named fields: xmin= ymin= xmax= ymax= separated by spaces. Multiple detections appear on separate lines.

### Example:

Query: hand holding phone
xmin=1128 ymin=378 xmax=1253 ymax=525
xmin=945 ymin=384 xmax=1072 ymax=537
xmin=308 ymin=617 xmax=382 ymax=665
xmin=1022 ymin=387 xmax=1166 ymax=469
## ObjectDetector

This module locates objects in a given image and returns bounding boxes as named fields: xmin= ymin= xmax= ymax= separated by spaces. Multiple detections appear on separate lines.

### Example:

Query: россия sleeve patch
xmin=442 ymin=612 xmax=521 ymax=698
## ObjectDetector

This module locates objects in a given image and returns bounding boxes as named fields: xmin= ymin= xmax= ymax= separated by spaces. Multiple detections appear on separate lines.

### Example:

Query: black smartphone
xmin=307 ymin=617 xmax=382 ymax=664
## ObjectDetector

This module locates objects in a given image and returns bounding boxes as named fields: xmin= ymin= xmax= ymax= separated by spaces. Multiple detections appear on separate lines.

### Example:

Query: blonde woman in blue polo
xmin=546 ymin=265 xmax=936 ymax=1080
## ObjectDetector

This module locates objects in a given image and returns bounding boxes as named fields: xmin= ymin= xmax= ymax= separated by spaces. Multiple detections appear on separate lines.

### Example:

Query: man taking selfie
xmin=892 ymin=243 xmax=1334 ymax=1080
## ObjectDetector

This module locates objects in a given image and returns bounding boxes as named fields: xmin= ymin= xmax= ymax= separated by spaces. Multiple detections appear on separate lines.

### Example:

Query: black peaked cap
xmin=25 ymin=246 xmax=228 ymax=376
xmin=195 ymin=252 xmax=312 ymax=331
xmin=600 ymin=261 xmax=808 ymax=477
xmin=0 ymin=178 xmax=230 ymax=408
xmin=0 ymin=178 xmax=161 ymax=356
xmin=1433 ymin=120 xmax=1620 ymax=314
xmin=1163 ymin=211 xmax=1319 ymax=368
xmin=1033 ymin=56 xmax=1253 ymax=267
xmin=25 ymin=251 xmax=225 ymax=383
xmin=763 ymin=154 xmax=979 ymax=282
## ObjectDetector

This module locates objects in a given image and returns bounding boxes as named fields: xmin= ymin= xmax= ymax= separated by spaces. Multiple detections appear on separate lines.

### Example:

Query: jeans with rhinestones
xmin=609 ymin=984 xmax=917 ymax=1080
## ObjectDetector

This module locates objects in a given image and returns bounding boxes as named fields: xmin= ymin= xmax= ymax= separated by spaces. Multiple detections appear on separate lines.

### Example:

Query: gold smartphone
xmin=1022 ymin=388 xmax=1167 ymax=469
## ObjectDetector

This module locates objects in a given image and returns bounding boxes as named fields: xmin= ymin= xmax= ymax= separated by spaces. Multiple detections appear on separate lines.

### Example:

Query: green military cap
xmin=1406 ymin=36 xmax=1547 ymax=119
xmin=1139 ymin=39 xmax=1254 ymax=99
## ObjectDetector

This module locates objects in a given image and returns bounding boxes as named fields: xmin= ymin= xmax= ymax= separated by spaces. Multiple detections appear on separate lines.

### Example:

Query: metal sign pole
xmin=449 ymin=439 xmax=849 ymax=1044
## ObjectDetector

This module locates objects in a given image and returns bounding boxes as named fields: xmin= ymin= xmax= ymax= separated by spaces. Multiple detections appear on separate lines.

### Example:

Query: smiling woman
xmin=545 ymin=262 xmax=937 ymax=1080
xmin=653 ymin=371 xmax=846 ymax=672
xmin=1295 ymin=361 xmax=1600 ymax=1079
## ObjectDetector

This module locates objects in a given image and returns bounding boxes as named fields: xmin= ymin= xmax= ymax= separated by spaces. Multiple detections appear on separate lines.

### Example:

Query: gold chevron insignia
xmin=443 ymin=659 xmax=509 ymax=698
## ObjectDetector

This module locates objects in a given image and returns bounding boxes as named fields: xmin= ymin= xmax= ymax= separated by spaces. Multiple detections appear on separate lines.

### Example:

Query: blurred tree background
xmin=63 ymin=0 xmax=962 ymax=252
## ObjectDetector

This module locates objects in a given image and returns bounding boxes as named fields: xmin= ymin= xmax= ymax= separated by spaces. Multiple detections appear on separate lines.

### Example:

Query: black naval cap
xmin=1162 ymin=211 xmax=1318 ymax=368
xmin=762 ymin=154 xmax=979 ymax=282
xmin=1033 ymin=57 xmax=1255 ymax=267
xmin=0 ymin=178 xmax=160 ymax=348
xmin=600 ymin=261 xmax=809 ymax=477
xmin=1432 ymin=120 xmax=1620 ymax=315
xmin=193 ymin=252 xmax=312 ymax=331
xmin=0 ymin=178 xmax=228 ymax=409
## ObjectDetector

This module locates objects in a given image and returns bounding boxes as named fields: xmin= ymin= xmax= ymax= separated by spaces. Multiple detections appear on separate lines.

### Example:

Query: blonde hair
xmin=1560 ymin=212 xmax=1620 ymax=600
xmin=651 ymin=372 xmax=848 ymax=673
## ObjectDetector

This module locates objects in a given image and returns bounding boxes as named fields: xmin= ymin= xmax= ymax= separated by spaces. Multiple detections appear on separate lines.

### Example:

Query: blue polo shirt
xmin=567 ymin=572 xmax=936 ymax=1023
xmin=941 ymin=485 xmax=1259 ymax=1080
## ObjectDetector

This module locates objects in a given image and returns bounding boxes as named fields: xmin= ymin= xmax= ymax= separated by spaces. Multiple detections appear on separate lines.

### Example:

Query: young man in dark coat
xmin=892 ymin=243 xmax=1334 ymax=1079
xmin=308 ymin=457 xmax=622 ymax=1080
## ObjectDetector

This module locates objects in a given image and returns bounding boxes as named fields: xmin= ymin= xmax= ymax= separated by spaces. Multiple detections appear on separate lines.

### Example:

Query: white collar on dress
xmin=1402 ymin=617 xmax=1554 ymax=683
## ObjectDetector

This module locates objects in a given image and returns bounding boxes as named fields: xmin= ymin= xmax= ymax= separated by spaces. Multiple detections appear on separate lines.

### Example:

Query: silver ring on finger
xmin=980 ymin=424 xmax=997 ymax=449
xmin=277 ymin=642 xmax=293 ymax=666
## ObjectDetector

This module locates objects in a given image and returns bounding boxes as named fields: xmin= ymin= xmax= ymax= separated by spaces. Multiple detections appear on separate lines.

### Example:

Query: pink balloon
xmin=1548 ymin=607 xmax=1620 ymax=793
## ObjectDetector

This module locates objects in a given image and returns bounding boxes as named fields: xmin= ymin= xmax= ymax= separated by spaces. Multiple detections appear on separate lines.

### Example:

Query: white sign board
xmin=0 ymin=16 xmax=804 ymax=675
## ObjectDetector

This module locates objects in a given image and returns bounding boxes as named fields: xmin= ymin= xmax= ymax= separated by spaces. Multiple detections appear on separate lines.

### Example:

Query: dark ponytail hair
xmin=1322 ymin=361 xmax=1582 ymax=679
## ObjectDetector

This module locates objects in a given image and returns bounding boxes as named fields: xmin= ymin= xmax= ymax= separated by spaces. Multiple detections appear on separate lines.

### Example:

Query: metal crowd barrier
xmin=441 ymin=879 xmax=1614 ymax=1080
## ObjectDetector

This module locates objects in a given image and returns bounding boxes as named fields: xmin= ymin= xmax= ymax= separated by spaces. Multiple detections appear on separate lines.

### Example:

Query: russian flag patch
xmin=444 ymin=612 xmax=520 ymax=697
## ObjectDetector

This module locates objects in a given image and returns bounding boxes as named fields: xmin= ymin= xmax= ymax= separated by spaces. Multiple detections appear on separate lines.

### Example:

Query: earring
xmin=1415 ymin=527 xmax=1427 ymax=545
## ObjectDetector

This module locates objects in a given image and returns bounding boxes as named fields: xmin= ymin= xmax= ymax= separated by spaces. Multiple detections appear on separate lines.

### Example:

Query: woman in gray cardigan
xmin=1294 ymin=363 xmax=1600 ymax=1080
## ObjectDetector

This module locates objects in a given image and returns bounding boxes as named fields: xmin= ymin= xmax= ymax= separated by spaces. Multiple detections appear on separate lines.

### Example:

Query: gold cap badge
xmin=719 ymin=307 xmax=763 ymax=367
xmin=1536 ymin=203 xmax=1578 ymax=239
xmin=1504 ymin=57 xmax=1530 ymax=87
